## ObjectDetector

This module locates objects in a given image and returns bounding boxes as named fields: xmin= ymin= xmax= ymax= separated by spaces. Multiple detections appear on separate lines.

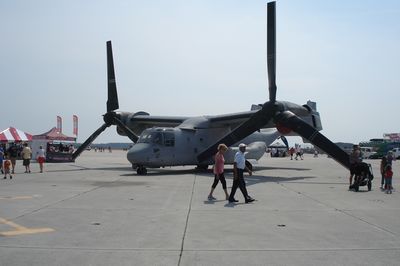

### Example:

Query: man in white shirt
xmin=228 ymin=143 xmax=255 ymax=203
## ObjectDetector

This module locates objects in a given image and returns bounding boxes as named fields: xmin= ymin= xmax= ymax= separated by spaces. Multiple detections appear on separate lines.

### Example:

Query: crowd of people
xmin=208 ymin=142 xmax=395 ymax=202
xmin=0 ymin=143 xmax=46 ymax=179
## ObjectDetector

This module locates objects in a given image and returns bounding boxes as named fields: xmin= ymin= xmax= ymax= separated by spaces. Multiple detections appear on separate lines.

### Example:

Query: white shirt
xmin=234 ymin=151 xmax=246 ymax=169
xmin=37 ymin=149 xmax=46 ymax=158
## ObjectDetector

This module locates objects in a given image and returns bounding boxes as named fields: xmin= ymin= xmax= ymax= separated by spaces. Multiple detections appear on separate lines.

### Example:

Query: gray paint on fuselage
xmin=127 ymin=127 xmax=279 ymax=168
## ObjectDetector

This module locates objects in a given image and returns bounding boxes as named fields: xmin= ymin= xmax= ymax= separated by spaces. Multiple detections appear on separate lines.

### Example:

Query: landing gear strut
xmin=137 ymin=166 xmax=147 ymax=175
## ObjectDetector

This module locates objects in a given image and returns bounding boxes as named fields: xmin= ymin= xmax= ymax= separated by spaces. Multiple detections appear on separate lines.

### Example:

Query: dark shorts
xmin=23 ymin=159 xmax=30 ymax=166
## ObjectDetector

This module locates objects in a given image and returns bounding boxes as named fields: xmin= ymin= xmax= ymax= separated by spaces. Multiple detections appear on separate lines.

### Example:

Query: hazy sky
xmin=1 ymin=0 xmax=399 ymax=145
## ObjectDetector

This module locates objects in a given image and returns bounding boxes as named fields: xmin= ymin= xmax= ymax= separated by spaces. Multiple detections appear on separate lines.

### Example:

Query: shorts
xmin=38 ymin=157 xmax=45 ymax=164
xmin=23 ymin=159 xmax=30 ymax=166
xmin=350 ymin=164 xmax=357 ymax=175
xmin=10 ymin=157 xmax=16 ymax=165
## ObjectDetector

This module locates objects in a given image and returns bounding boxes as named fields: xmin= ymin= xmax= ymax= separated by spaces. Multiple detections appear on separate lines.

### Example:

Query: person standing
xmin=380 ymin=156 xmax=388 ymax=190
xmin=7 ymin=143 xmax=19 ymax=174
xmin=36 ymin=146 xmax=46 ymax=173
xmin=386 ymin=151 xmax=394 ymax=166
xmin=228 ymin=143 xmax=255 ymax=203
xmin=21 ymin=143 xmax=32 ymax=173
xmin=208 ymin=144 xmax=229 ymax=200
xmin=384 ymin=165 xmax=393 ymax=194
xmin=349 ymin=145 xmax=362 ymax=189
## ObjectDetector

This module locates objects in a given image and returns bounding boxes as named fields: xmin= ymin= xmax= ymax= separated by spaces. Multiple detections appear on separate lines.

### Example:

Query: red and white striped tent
xmin=0 ymin=127 xmax=33 ymax=142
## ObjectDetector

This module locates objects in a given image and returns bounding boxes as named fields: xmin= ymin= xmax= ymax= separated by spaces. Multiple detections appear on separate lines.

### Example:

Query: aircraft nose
xmin=127 ymin=143 xmax=149 ymax=164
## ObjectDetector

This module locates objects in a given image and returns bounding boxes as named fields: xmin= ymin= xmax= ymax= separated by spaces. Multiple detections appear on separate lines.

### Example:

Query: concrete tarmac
xmin=0 ymin=151 xmax=399 ymax=266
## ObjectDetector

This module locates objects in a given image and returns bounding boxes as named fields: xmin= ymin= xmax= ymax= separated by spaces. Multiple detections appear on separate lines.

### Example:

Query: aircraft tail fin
xmin=301 ymin=101 xmax=323 ymax=143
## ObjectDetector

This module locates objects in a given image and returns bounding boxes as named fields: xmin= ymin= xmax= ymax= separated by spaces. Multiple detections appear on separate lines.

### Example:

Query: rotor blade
xmin=72 ymin=123 xmax=110 ymax=160
xmin=112 ymin=116 xmax=139 ymax=143
xmin=276 ymin=111 xmax=350 ymax=169
xmin=106 ymin=41 xmax=119 ymax=112
xmin=267 ymin=1 xmax=277 ymax=102
xmin=197 ymin=104 xmax=275 ymax=162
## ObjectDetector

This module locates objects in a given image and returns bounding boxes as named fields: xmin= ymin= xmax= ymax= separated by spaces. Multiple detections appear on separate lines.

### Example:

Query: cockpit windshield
xmin=138 ymin=129 xmax=175 ymax=147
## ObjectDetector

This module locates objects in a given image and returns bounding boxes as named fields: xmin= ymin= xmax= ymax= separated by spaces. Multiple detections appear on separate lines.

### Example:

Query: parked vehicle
xmin=360 ymin=147 xmax=376 ymax=159
xmin=391 ymin=148 xmax=400 ymax=159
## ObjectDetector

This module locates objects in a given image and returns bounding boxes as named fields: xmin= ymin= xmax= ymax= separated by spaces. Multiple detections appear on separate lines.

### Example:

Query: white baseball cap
xmin=239 ymin=143 xmax=247 ymax=148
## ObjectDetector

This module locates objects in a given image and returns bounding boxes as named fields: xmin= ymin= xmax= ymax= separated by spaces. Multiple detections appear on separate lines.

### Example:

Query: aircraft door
xmin=158 ymin=131 xmax=176 ymax=165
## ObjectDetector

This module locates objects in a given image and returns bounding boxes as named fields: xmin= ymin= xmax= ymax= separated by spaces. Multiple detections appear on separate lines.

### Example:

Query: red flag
xmin=57 ymin=116 xmax=62 ymax=133
xmin=73 ymin=115 xmax=78 ymax=136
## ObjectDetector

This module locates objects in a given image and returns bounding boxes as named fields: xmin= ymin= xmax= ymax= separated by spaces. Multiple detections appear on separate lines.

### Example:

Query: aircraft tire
xmin=137 ymin=166 xmax=147 ymax=175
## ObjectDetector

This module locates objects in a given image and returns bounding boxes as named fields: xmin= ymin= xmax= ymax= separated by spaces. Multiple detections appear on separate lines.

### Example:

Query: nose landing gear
xmin=136 ymin=166 xmax=147 ymax=175
xmin=132 ymin=164 xmax=148 ymax=175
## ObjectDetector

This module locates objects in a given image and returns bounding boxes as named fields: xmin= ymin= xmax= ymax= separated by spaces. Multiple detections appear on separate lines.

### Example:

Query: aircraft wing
xmin=124 ymin=114 xmax=189 ymax=136
xmin=207 ymin=110 xmax=259 ymax=128
xmin=130 ymin=115 xmax=189 ymax=127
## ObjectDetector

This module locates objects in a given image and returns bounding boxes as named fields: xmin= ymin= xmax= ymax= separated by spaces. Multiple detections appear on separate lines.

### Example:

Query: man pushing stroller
xmin=348 ymin=145 xmax=373 ymax=192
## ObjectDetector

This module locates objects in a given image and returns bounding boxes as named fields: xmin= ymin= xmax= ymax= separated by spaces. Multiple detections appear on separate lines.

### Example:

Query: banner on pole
xmin=73 ymin=115 xmax=78 ymax=136
xmin=57 ymin=116 xmax=62 ymax=133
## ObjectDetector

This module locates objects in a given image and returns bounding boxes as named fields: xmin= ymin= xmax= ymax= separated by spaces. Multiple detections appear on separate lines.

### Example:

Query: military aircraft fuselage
xmin=126 ymin=126 xmax=278 ymax=169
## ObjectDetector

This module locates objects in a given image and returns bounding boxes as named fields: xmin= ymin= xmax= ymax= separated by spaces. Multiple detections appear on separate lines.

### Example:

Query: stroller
xmin=350 ymin=162 xmax=374 ymax=192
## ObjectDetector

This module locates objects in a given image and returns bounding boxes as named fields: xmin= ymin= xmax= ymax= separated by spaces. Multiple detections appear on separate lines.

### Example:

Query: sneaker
xmin=208 ymin=195 xmax=216 ymax=200
xmin=3 ymin=176 xmax=6 ymax=179
xmin=228 ymin=198 xmax=239 ymax=203
xmin=10 ymin=175 xmax=12 ymax=179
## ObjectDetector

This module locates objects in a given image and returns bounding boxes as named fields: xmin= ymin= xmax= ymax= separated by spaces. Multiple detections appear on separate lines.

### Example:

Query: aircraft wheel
xmin=137 ymin=166 xmax=147 ymax=175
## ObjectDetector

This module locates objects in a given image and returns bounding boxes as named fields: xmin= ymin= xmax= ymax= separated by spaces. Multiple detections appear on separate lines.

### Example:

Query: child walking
xmin=3 ymin=154 xmax=12 ymax=179
xmin=384 ymin=165 xmax=393 ymax=194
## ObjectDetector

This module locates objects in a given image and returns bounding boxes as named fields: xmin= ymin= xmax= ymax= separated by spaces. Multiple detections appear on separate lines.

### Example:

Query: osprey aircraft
xmin=72 ymin=1 xmax=350 ymax=175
